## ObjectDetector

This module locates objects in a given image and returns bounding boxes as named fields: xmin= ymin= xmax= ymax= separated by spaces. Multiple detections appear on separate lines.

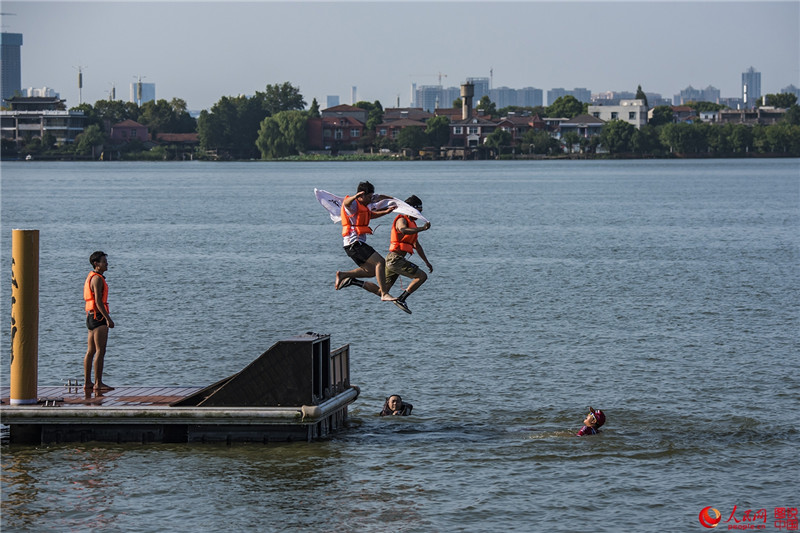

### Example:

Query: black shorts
xmin=86 ymin=312 xmax=108 ymax=330
xmin=344 ymin=241 xmax=377 ymax=267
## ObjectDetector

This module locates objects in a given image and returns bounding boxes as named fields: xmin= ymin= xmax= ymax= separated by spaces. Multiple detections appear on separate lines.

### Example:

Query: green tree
xmin=649 ymin=105 xmax=673 ymax=126
xmin=765 ymin=93 xmax=798 ymax=108
xmin=93 ymin=99 xmax=139 ymax=127
xmin=546 ymin=95 xmax=585 ymax=119
xmin=476 ymin=95 xmax=497 ymax=117
xmin=659 ymin=122 xmax=707 ymax=153
xmin=425 ymin=115 xmax=451 ymax=148
xmin=255 ymin=110 xmax=308 ymax=159
xmin=74 ymin=124 xmax=107 ymax=157
xmin=70 ymin=102 xmax=102 ymax=129
xmin=599 ymin=120 xmax=636 ymax=154
xmin=728 ymin=124 xmax=753 ymax=153
xmin=485 ymin=128 xmax=512 ymax=156
xmin=308 ymin=98 xmax=321 ymax=118
xmin=782 ymin=104 xmax=800 ymax=125
xmin=262 ymin=82 xmax=306 ymax=116
xmin=635 ymin=85 xmax=648 ymax=108
xmin=521 ymin=129 xmax=559 ymax=155
xmin=631 ymin=124 xmax=663 ymax=154
xmin=561 ymin=131 xmax=580 ymax=154
xmin=396 ymin=126 xmax=427 ymax=153
xmin=198 ymin=94 xmax=269 ymax=159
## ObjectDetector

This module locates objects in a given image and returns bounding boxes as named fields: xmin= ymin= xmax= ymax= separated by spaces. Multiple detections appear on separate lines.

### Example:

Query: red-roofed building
xmin=110 ymin=119 xmax=148 ymax=143
xmin=307 ymin=115 xmax=366 ymax=150
xmin=375 ymin=117 xmax=427 ymax=140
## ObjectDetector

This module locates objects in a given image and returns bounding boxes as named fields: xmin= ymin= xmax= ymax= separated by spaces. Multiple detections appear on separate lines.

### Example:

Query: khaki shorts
xmin=385 ymin=251 xmax=419 ymax=288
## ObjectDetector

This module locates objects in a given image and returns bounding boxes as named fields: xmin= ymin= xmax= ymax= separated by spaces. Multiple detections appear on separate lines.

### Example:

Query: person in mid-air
xmin=383 ymin=195 xmax=432 ymax=314
xmin=577 ymin=406 xmax=606 ymax=436
xmin=335 ymin=180 xmax=398 ymax=302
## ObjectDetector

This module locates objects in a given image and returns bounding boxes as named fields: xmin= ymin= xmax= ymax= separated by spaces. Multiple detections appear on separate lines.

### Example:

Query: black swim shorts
xmin=344 ymin=241 xmax=377 ymax=266
xmin=86 ymin=312 xmax=108 ymax=330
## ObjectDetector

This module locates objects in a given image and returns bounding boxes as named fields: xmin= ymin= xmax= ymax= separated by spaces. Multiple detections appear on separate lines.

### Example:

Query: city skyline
xmin=2 ymin=1 xmax=798 ymax=111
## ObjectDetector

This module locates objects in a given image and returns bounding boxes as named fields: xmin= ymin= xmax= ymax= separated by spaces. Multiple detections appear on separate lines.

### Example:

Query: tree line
xmin=5 ymin=81 xmax=800 ymax=159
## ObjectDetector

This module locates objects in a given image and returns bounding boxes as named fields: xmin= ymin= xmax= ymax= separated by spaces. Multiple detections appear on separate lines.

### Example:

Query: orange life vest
xmin=389 ymin=215 xmax=418 ymax=254
xmin=84 ymin=271 xmax=109 ymax=318
xmin=341 ymin=196 xmax=373 ymax=236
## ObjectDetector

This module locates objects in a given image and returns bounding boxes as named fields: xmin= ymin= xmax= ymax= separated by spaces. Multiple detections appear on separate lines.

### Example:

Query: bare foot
xmin=381 ymin=294 xmax=398 ymax=302
xmin=94 ymin=383 xmax=115 ymax=392
xmin=335 ymin=271 xmax=344 ymax=290
xmin=84 ymin=382 xmax=94 ymax=390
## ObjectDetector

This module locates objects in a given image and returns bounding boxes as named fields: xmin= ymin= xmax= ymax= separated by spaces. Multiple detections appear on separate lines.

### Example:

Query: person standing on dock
xmin=383 ymin=195 xmax=432 ymax=314
xmin=335 ymin=181 xmax=398 ymax=302
xmin=83 ymin=251 xmax=115 ymax=392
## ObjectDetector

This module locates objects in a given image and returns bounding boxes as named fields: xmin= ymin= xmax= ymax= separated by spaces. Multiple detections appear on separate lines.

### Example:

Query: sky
xmin=3 ymin=1 xmax=799 ymax=112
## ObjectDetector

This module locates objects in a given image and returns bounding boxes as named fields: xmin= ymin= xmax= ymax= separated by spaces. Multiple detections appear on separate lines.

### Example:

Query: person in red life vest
xmin=335 ymin=181 xmax=399 ymax=302
xmin=384 ymin=195 xmax=432 ymax=314
xmin=577 ymin=406 xmax=606 ymax=436
xmin=83 ymin=251 xmax=115 ymax=393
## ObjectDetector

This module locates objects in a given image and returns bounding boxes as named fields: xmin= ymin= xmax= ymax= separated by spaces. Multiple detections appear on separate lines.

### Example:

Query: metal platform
xmin=0 ymin=333 xmax=358 ymax=444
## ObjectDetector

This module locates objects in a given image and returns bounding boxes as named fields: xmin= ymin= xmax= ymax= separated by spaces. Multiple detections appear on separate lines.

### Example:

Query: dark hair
xmin=89 ymin=251 xmax=107 ymax=267
xmin=405 ymin=195 xmax=422 ymax=209
xmin=357 ymin=181 xmax=375 ymax=194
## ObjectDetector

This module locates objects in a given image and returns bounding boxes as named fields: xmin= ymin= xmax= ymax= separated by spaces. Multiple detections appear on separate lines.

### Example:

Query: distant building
xmin=23 ymin=87 xmax=59 ymax=98
xmin=587 ymin=99 xmax=647 ymax=129
xmin=326 ymin=95 xmax=340 ymax=108
xmin=466 ymin=77 xmax=490 ymax=102
xmin=517 ymin=87 xmax=543 ymax=108
xmin=110 ymin=119 xmax=148 ymax=143
xmin=1 ymin=96 xmax=85 ymax=145
xmin=129 ymin=82 xmax=155 ymax=105
xmin=781 ymin=84 xmax=800 ymax=100
xmin=547 ymin=88 xmax=568 ymax=106
xmin=741 ymin=67 xmax=761 ymax=108
xmin=1 ymin=32 xmax=23 ymax=106
xmin=558 ymin=114 xmax=606 ymax=139
xmin=673 ymin=85 xmax=720 ymax=105
xmin=351 ymin=86 xmax=357 ymax=105
xmin=547 ymin=87 xmax=591 ymax=106
xmin=719 ymin=107 xmax=786 ymax=125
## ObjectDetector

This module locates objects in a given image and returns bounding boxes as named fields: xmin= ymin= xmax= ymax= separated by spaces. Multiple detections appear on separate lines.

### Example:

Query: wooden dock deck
xmin=1 ymin=385 xmax=204 ymax=408
xmin=1 ymin=333 xmax=358 ymax=444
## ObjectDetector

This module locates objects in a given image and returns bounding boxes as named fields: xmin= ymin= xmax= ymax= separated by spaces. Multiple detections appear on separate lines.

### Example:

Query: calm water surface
xmin=1 ymin=159 xmax=798 ymax=531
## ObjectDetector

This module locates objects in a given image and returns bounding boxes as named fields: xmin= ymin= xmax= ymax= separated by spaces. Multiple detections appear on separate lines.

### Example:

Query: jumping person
xmin=83 ymin=251 xmax=115 ymax=392
xmin=384 ymin=195 xmax=432 ymax=314
xmin=335 ymin=181 xmax=398 ymax=302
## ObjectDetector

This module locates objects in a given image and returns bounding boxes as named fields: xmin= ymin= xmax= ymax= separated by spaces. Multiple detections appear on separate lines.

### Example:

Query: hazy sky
xmin=3 ymin=1 xmax=799 ymax=111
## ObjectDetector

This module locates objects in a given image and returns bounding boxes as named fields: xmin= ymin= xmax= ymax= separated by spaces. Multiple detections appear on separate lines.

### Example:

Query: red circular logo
xmin=699 ymin=506 xmax=722 ymax=528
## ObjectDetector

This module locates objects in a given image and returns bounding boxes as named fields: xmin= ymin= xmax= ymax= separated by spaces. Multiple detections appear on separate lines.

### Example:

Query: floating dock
xmin=1 ymin=333 xmax=359 ymax=444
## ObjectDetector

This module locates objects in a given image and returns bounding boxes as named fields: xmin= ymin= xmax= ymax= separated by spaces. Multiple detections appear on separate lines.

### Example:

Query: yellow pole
xmin=10 ymin=229 xmax=39 ymax=405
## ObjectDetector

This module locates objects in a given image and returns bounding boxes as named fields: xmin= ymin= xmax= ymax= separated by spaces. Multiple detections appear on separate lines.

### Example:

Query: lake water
xmin=1 ymin=159 xmax=798 ymax=531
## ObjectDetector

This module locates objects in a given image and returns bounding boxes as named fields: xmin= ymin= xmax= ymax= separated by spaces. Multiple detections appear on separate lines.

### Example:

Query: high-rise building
xmin=129 ymin=82 xmax=155 ymax=105
xmin=1 ymin=32 xmax=23 ymax=106
xmin=466 ymin=77 xmax=490 ymax=102
xmin=742 ymin=67 xmax=761 ymax=108
xmin=326 ymin=95 xmax=340 ymax=109
xmin=351 ymin=86 xmax=357 ymax=105
xmin=518 ymin=87 xmax=543 ymax=108
xmin=781 ymin=84 xmax=800 ymax=101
